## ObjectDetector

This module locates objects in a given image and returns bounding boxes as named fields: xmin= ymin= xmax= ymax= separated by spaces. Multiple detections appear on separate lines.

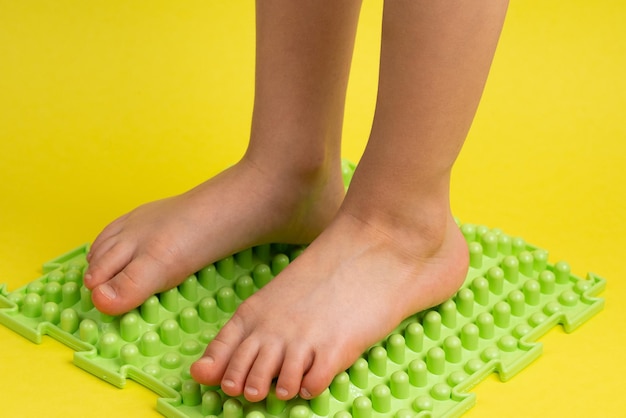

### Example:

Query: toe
xmin=88 ymin=214 xmax=128 ymax=259
xmin=87 ymin=234 xmax=119 ymax=265
xmin=299 ymin=352 xmax=341 ymax=399
xmin=275 ymin=344 xmax=314 ymax=400
xmin=219 ymin=337 xmax=261 ymax=397
xmin=84 ymin=240 xmax=133 ymax=290
xmin=190 ymin=314 xmax=248 ymax=386
xmin=90 ymin=254 xmax=163 ymax=315
xmin=243 ymin=343 xmax=285 ymax=402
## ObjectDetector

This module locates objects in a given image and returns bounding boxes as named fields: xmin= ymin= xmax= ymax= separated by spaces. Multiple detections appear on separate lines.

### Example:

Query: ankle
xmin=242 ymin=141 xmax=342 ymax=185
xmin=241 ymin=152 xmax=343 ymax=201
xmin=339 ymin=195 xmax=455 ymax=257
xmin=224 ymin=154 xmax=342 ymax=244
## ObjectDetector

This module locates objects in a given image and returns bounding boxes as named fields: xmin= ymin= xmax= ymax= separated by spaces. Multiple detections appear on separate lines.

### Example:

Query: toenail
xmin=222 ymin=379 xmax=236 ymax=389
xmin=98 ymin=284 xmax=117 ymax=300
xmin=276 ymin=387 xmax=289 ymax=398
xmin=84 ymin=273 xmax=92 ymax=283
xmin=245 ymin=386 xmax=259 ymax=396
xmin=300 ymin=388 xmax=312 ymax=399
xmin=196 ymin=356 xmax=214 ymax=365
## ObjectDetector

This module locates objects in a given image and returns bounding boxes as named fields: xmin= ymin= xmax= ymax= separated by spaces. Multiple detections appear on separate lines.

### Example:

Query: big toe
xmin=91 ymin=255 xmax=165 ymax=315
xmin=190 ymin=315 xmax=248 ymax=386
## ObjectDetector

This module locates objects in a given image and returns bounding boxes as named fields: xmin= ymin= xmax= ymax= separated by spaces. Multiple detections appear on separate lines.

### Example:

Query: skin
xmin=85 ymin=0 xmax=509 ymax=403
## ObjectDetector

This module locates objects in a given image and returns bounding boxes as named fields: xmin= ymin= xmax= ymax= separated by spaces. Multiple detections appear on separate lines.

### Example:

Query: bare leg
xmin=191 ymin=0 xmax=509 ymax=402
xmin=84 ymin=0 xmax=362 ymax=315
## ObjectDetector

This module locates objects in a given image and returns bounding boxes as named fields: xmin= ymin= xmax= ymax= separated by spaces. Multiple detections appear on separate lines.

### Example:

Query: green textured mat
xmin=0 ymin=165 xmax=606 ymax=418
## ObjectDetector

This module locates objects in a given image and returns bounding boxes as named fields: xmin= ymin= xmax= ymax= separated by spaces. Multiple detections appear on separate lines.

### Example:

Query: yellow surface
xmin=1 ymin=1 xmax=624 ymax=417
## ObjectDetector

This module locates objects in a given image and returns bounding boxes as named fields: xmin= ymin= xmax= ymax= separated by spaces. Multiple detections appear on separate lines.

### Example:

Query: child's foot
xmin=190 ymin=205 xmax=468 ymax=402
xmin=84 ymin=158 xmax=344 ymax=315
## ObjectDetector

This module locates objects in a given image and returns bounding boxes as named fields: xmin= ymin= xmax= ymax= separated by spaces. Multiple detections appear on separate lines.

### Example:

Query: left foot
xmin=82 ymin=158 xmax=344 ymax=316
xmin=190 ymin=206 xmax=468 ymax=402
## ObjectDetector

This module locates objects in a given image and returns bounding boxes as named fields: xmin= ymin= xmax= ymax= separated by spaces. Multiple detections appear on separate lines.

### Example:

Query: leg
xmin=84 ymin=0 xmax=362 ymax=315
xmin=191 ymin=0 xmax=509 ymax=402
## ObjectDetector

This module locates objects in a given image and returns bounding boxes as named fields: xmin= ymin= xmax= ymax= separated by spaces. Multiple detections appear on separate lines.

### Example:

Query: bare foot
xmin=190 ymin=206 xmax=468 ymax=402
xmin=83 ymin=158 xmax=344 ymax=315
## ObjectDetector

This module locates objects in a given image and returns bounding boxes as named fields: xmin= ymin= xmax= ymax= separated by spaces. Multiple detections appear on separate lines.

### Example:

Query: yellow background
xmin=1 ymin=1 xmax=624 ymax=416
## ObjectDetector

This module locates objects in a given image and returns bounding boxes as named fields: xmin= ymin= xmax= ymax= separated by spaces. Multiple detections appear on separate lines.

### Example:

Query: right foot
xmin=190 ymin=204 xmax=469 ymax=402
xmin=83 ymin=157 xmax=344 ymax=315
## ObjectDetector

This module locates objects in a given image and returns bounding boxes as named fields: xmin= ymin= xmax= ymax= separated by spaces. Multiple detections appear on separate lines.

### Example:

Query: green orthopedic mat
xmin=0 ymin=164 xmax=606 ymax=418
